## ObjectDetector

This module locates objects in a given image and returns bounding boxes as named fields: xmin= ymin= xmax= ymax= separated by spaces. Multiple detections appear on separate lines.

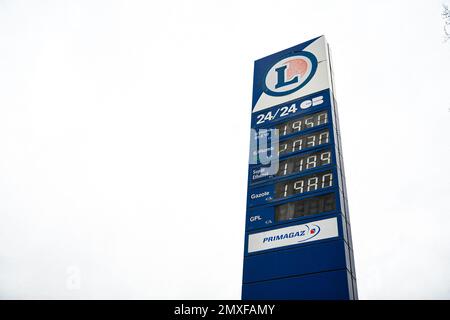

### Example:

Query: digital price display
xmin=274 ymin=110 xmax=328 ymax=137
xmin=275 ymin=193 xmax=336 ymax=221
xmin=275 ymin=170 xmax=333 ymax=199
xmin=279 ymin=129 xmax=330 ymax=156
xmin=250 ymin=148 xmax=333 ymax=184
xmin=242 ymin=36 xmax=357 ymax=300
xmin=277 ymin=149 xmax=332 ymax=177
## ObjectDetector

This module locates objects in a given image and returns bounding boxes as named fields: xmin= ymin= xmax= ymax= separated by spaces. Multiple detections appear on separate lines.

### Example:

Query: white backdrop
xmin=0 ymin=0 xmax=449 ymax=299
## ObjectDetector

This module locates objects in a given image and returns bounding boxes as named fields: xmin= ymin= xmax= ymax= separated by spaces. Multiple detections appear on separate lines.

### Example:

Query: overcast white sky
xmin=0 ymin=0 xmax=449 ymax=299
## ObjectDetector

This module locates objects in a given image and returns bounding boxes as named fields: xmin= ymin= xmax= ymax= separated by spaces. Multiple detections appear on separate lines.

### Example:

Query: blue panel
xmin=243 ymin=239 xmax=348 ymax=283
xmin=243 ymin=36 xmax=357 ymax=300
xmin=247 ymin=184 xmax=275 ymax=207
xmin=251 ymin=89 xmax=331 ymax=128
xmin=247 ymin=167 xmax=340 ymax=208
xmin=242 ymin=269 xmax=351 ymax=300
xmin=245 ymin=189 xmax=344 ymax=232
xmin=248 ymin=145 xmax=337 ymax=185
xmin=251 ymin=37 xmax=321 ymax=109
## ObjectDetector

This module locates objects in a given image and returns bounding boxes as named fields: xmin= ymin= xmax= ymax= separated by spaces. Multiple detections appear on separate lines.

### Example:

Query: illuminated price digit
xmin=322 ymin=173 xmax=333 ymax=188
xmin=319 ymin=132 xmax=329 ymax=144
xmin=307 ymin=177 xmax=319 ymax=192
xmin=320 ymin=151 xmax=331 ymax=164
xmin=317 ymin=112 xmax=327 ymax=125
xmin=306 ymin=135 xmax=316 ymax=147
xmin=292 ymin=120 xmax=302 ymax=133
xmin=294 ymin=180 xmax=304 ymax=194
xmin=305 ymin=117 xmax=314 ymax=128
xmin=292 ymin=139 xmax=303 ymax=152
xmin=306 ymin=155 xmax=317 ymax=169
xmin=281 ymin=162 xmax=288 ymax=175
xmin=283 ymin=184 xmax=289 ymax=197
xmin=279 ymin=143 xmax=288 ymax=155
xmin=297 ymin=158 xmax=304 ymax=172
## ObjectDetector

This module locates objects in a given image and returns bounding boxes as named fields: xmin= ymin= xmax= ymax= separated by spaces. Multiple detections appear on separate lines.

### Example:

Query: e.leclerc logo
xmin=262 ymin=223 xmax=321 ymax=244
xmin=264 ymin=52 xmax=318 ymax=97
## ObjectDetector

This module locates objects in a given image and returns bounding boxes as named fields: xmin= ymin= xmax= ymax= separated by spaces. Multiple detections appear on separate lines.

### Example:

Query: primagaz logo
xmin=262 ymin=223 xmax=321 ymax=243
xmin=264 ymin=52 xmax=318 ymax=97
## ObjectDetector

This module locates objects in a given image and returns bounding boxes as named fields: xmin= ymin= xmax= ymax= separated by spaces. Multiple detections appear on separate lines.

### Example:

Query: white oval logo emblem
xmin=264 ymin=52 xmax=317 ymax=97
